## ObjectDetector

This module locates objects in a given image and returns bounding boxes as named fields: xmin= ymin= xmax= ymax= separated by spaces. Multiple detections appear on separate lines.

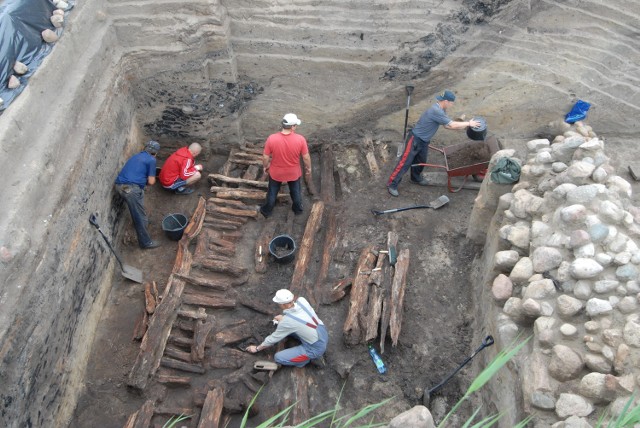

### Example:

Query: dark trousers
xmin=387 ymin=131 xmax=429 ymax=188
xmin=115 ymin=184 xmax=153 ymax=248
xmin=260 ymin=176 xmax=303 ymax=217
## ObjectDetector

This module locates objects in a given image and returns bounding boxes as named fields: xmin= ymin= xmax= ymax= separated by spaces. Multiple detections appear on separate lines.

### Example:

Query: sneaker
xmin=142 ymin=241 xmax=160 ymax=249
xmin=387 ymin=186 xmax=399 ymax=197
xmin=410 ymin=177 xmax=429 ymax=186
xmin=175 ymin=186 xmax=194 ymax=195
xmin=309 ymin=356 xmax=326 ymax=368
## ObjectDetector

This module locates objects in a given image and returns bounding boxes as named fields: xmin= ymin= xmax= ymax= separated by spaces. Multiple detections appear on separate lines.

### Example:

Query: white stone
xmin=50 ymin=14 xmax=64 ymax=28
xmin=13 ymin=61 xmax=27 ymax=75
xmin=579 ymin=373 xmax=611 ymax=402
xmin=584 ymin=321 xmax=600 ymax=333
xmin=615 ymin=264 xmax=638 ymax=281
xmin=566 ymin=161 xmax=596 ymax=181
xmin=593 ymin=280 xmax=620 ymax=294
xmin=566 ymin=184 xmax=601 ymax=205
xmin=522 ymin=298 xmax=541 ymax=316
xmin=584 ymin=353 xmax=611 ymax=374
xmin=42 ymin=29 xmax=59 ymax=43
xmin=536 ymin=151 xmax=553 ymax=164
xmin=561 ymin=205 xmax=588 ymax=224
xmin=552 ymin=162 xmax=568 ymax=173
xmin=623 ymin=320 xmax=640 ymax=347
xmin=586 ymin=298 xmax=613 ymax=316
xmin=7 ymin=75 xmax=20 ymax=89
xmin=570 ymin=258 xmax=604 ymax=279
xmin=549 ymin=345 xmax=584 ymax=381
xmin=589 ymin=224 xmax=609 ymax=242
xmin=523 ymin=279 xmax=557 ymax=300
xmin=509 ymin=257 xmax=533 ymax=284
xmin=627 ymin=281 xmax=640 ymax=293
xmin=613 ymin=251 xmax=631 ymax=265
xmin=607 ymin=176 xmax=632 ymax=198
xmin=602 ymin=329 xmax=623 ymax=348
xmin=491 ymin=274 xmax=513 ymax=301
xmin=595 ymin=253 xmax=612 ymax=267
xmin=592 ymin=167 xmax=607 ymax=183
xmin=599 ymin=200 xmax=625 ymax=224
xmin=494 ymin=250 xmax=519 ymax=271
xmin=574 ymin=243 xmax=595 ymax=258
xmin=560 ymin=323 xmax=578 ymax=336
xmin=388 ymin=405 xmax=435 ymax=428
xmin=573 ymin=280 xmax=592 ymax=300
xmin=511 ymin=189 xmax=544 ymax=218
xmin=617 ymin=296 xmax=637 ymax=314
xmin=569 ymin=230 xmax=591 ymax=248
xmin=557 ymin=295 xmax=583 ymax=317
xmin=527 ymin=138 xmax=550 ymax=151
xmin=555 ymin=393 xmax=594 ymax=418
xmin=503 ymin=297 xmax=523 ymax=321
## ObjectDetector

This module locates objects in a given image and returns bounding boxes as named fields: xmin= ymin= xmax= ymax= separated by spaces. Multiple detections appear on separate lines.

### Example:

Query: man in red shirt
xmin=260 ymin=113 xmax=312 ymax=217
xmin=159 ymin=143 xmax=203 ymax=195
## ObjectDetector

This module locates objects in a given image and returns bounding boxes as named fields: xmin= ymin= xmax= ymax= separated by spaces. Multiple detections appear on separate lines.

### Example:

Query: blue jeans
xmin=115 ymin=184 xmax=153 ymax=248
xmin=274 ymin=325 xmax=329 ymax=367
xmin=260 ymin=176 xmax=303 ymax=217
xmin=387 ymin=131 xmax=429 ymax=188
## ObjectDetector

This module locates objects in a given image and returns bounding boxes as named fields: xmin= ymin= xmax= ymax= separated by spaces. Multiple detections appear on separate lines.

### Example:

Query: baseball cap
xmin=144 ymin=140 xmax=160 ymax=154
xmin=436 ymin=90 xmax=456 ymax=102
xmin=282 ymin=113 xmax=301 ymax=126
xmin=273 ymin=289 xmax=294 ymax=304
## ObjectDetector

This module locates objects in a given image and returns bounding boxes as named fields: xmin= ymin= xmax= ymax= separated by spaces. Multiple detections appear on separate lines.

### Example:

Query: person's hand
xmin=273 ymin=315 xmax=283 ymax=322
xmin=469 ymin=119 xmax=481 ymax=128
xmin=246 ymin=345 xmax=259 ymax=353
xmin=195 ymin=164 xmax=203 ymax=171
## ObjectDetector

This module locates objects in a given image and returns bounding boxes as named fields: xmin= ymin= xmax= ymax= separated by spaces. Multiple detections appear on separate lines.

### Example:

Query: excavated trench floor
xmin=71 ymin=134 xmax=484 ymax=427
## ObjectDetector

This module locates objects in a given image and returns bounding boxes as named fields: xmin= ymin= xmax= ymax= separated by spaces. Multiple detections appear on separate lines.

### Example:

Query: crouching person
xmin=246 ymin=289 xmax=328 ymax=367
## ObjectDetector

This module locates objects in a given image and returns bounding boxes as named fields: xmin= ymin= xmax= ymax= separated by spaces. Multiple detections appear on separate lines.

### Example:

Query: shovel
xmin=371 ymin=195 xmax=449 ymax=216
xmin=89 ymin=213 xmax=144 ymax=283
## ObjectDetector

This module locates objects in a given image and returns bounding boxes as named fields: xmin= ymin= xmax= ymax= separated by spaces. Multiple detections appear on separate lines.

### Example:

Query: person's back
xmin=265 ymin=132 xmax=308 ymax=182
xmin=116 ymin=151 xmax=155 ymax=187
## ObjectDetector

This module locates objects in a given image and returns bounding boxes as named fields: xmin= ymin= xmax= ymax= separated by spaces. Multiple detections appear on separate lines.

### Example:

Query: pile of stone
xmin=488 ymin=122 xmax=640 ymax=426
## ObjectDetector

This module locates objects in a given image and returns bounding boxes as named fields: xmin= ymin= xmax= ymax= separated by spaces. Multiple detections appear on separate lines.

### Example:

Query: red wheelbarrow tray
xmin=414 ymin=135 xmax=502 ymax=192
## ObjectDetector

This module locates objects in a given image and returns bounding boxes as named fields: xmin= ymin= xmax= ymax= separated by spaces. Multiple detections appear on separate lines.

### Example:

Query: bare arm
xmin=262 ymin=154 xmax=271 ymax=173
xmin=444 ymin=118 xmax=481 ymax=130
xmin=147 ymin=176 xmax=156 ymax=185
xmin=302 ymin=153 xmax=312 ymax=175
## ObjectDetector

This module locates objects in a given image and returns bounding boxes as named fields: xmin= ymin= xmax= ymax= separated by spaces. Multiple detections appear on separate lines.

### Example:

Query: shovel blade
xmin=429 ymin=195 xmax=450 ymax=209
xmin=122 ymin=264 xmax=144 ymax=283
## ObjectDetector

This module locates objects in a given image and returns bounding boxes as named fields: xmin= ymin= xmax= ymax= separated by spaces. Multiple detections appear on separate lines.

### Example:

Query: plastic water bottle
xmin=368 ymin=344 xmax=387 ymax=374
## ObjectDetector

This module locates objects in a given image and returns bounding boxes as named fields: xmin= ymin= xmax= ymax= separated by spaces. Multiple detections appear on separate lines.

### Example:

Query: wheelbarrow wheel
xmin=472 ymin=174 xmax=483 ymax=182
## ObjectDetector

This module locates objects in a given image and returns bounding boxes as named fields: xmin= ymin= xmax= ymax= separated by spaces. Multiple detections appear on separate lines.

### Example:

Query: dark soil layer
xmin=446 ymin=142 xmax=491 ymax=170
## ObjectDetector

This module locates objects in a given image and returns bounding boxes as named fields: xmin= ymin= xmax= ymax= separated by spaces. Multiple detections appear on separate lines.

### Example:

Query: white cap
xmin=282 ymin=113 xmax=301 ymax=126
xmin=273 ymin=289 xmax=294 ymax=304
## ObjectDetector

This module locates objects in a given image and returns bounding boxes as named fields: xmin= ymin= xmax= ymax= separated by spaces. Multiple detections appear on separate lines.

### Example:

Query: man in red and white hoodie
xmin=159 ymin=143 xmax=203 ymax=195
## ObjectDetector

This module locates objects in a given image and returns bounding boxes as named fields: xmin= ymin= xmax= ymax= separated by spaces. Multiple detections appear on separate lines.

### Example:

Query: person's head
xmin=144 ymin=140 xmax=160 ymax=156
xmin=282 ymin=113 xmax=301 ymax=130
xmin=188 ymin=142 xmax=202 ymax=157
xmin=272 ymin=289 xmax=295 ymax=308
xmin=436 ymin=90 xmax=456 ymax=109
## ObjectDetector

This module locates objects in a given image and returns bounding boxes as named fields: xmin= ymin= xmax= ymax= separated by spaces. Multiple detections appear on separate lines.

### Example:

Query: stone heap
xmin=488 ymin=123 xmax=640 ymax=426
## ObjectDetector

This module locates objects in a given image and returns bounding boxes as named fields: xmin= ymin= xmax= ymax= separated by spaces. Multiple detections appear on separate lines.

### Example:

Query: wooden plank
xmin=182 ymin=293 xmax=236 ymax=309
xmin=183 ymin=196 xmax=207 ymax=240
xmin=291 ymin=368 xmax=310 ymax=425
xmin=132 ymin=308 xmax=148 ymax=341
xmin=196 ymin=259 xmax=247 ymax=277
xmin=313 ymin=206 xmax=339 ymax=302
xmin=156 ymin=373 xmax=191 ymax=387
xmin=172 ymin=273 xmax=230 ymax=291
xmin=238 ymin=294 xmax=278 ymax=316
xmin=324 ymin=277 xmax=353 ymax=304
xmin=320 ymin=145 xmax=336 ymax=202
xmin=242 ymin=164 xmax=260 ymax=181
xmin=192 ymin=316 xmax=215 ymax=363
xmin=144 ymin=282 xmax=157 ymax=315
xmin=389 ymin=248 xmax=410 ymax=347
xmin=380 ymin=231 xmax=399 ymax=354
xmin=210 ymin=186 xmax=289 ymax=202
xmin=209 ymin=348 xmax=247 ymax=369
xmin=363 ymin=136 xmax=379 ymax=177
xmin=208 ymin=173 xmax=268 ymax=189
xmin=178 ymin=307 xmax=208 ymax=320
xmin=342 ymin=245 xmax=377 ymax=346
xmin=212 ymin=321 xmax=251 ymax=345
xmin=208 ymin=197 xmax=257 ymax=211
xmin=197 ymin=388 xmax=225 ymax=428
xmin=364 ymin=284 xmax=384 ymax=342
xmin=160 ymin=356 xmax=205 ymax=374
xmin=164 ymin=346 xmax=192 ymax=363
xmin=289 ymin=201 xmax=325 ymax=299
xmin=208 ymin=204 xmax=258 ymax=219
xmin=255 ymin=217 xmax=277 ymax=274
xmin=132 ymin=400 xmax=155 ymax=428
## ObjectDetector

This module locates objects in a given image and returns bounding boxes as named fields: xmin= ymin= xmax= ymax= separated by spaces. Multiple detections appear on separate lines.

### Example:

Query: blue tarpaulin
xmin=0 ymin=0 xmax=61 ymax=111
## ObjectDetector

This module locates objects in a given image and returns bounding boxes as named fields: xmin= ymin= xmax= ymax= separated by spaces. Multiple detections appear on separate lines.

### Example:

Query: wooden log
xmin=164 ymin=346 xmax=192 ymax=363
xmin=342 ymin=245 xmax=377 ymax=346
xmin=238 ymin=145 xmax=264 ymax=156
xmin=289 ymin=201 xmax=325 ymax=299
xmin=210 ymin=229 xmax=243 ymax=242
xmin=208 ymin=237 xmax=236 ymax=252
xmin=167 ymin=334 xmax=194 ymax=348
xmin=320 ymin=145 xmax=336 ymax=202
xmin=128 ymin=292 xmax=182 ymax=390
xmin=219 ymin=148 xmax=237 ymax=176
xmin=242 ymin=164 xmax=260 ymax=181
xmin=205 ymin=244 xmax=236 ymax=259
xmin=132 ymin=308 xmax=149 ymax=341
xmin=197 ymin=388 xmax=225 ymax=428
xmin=255 ymin=217 xmax=277 ymax=274
xmin=238 ymin=294 xmax=278 ymax=316
xmin=363 ymin=136 xmax=380 ymax=176
xmin=193 ymin=228 xmax=211 ymax=262
xmin=123 ymin=411 xmax=138 ymax=428
xmin=205 ymin=208 xmax=249 ymax=224
xmin=194 ymin=252 xmax=233 ymax=264
xmin=128 ymin=400 xmax=155 ymax=428
xmin=230 ymin=157 xmax=262 ymax=166
xmin=182 ymin=293 xmax=236 ymax=309
xmin=324 ymin=277 xmax=353 ymax=304
xmin=208 ymin=197 xmax=257 ymax=211
xmin=144 ymin=282 xmax=156 ymax=314
xmin=208 ymin=173 xmax=268 ymax=189
xmin=196 ymin=259 xmax=247 ymax=277
xmin=389 ymin=248 xmax=410 ymax=348
xmin=160 ymin=356 xmax=205 ymax=374
xmin=379 ymin=231 xmax=399 ymax=354
xmin=209 ymin=348 xmax=247 ymax=369
xmin=156 ymin=373 xmax=191 ymax=387
xmin=209 ymin=205 xmax=258 ymax=219
xmin=364 ymin=284 xmax=384 ymax=342
xmin=313 ymin=206 xmax=339 ymax=301
xmin=173 ymin=273 xmax=230 ymax=291
xmin=291 ymin=369 xmax=310 ymax=425
xmin=203 ymin=221 xmax=239 ymax=231
xmin=212 ymin=321 xmax=251 ymax=345
xmin=210 ymin=186 xmax=288 ymax=201
xmin=377 ymin=141 xmax=390 ymax=164
xmin=233 ymin=151 xmax=263 ymax=161
xmin=175 ymin=319 xmax=195 ymax=332
xmin=178 ymin=307 xmax=208 ymax=320
xmin=192 ymin=316 xmax=215 ymax=363
xmin=242 ymin=375 xmax=261 ymax=393
xmin=183 ymin=196 xmax=207 ymax=240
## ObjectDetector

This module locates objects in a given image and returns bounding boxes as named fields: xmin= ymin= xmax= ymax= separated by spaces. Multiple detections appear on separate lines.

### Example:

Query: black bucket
xmin=466 ymin=116 xmax=487 ymax=141
xmin=269 ymin=234 xmax=296 ymax=264
xmin=162 ymin=213 xmax=188 ymax=241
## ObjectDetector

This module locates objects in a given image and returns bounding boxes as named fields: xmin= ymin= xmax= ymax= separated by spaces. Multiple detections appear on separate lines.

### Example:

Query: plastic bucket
xmin=162 ymin=213 xmax=188 ymax=241
xmin=466 ymin=116 xmax=487 ymax=141
xmin=269 ymin=234 xmax=296 ymax=264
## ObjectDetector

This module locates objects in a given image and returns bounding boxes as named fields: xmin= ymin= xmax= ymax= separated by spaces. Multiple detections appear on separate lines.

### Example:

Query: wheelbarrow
xmin=414 ymin=135 xmax=502 ymax=192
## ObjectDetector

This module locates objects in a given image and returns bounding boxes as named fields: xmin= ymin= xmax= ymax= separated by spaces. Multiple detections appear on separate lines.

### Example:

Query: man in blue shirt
xmin=387 ymin=90 xmax=481 ymax=196
xmin=115 ymin=140 xmax=161 ymax=249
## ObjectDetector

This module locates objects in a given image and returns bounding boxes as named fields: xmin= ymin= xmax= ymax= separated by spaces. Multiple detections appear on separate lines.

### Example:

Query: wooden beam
xmin=208 ymin=173 xmax=268 ymax=189
xmin=342 ymin=246 xmax=377 ymax=346
xmin=192 ymin=316 xmax=215 ymax=363
xmin=313 ymin=206 xmax=339 ymax=302
xmin=320 ymin=145 xmax=336 ymax=203
xmin=363 ymin=136 xmax=380 ymax=177
xmin=380 ymin=231 xmax=399 ymax=354
xmin=255 ymin=217 xmax=277 ymax=273
xmin=182 ymin=292 xmax=236 ymax=309
xmin=196 ymin=259 xmax=247 ymax=277
xmin=160 ymin=356 xmax=205 ymax=374
xmin=289 ymin=201 xmax=325 ymax=299
xmin=197 ymin=388 xmax=225 ymax=428
xmin=389 ymin=248 xmax=410 ymax=348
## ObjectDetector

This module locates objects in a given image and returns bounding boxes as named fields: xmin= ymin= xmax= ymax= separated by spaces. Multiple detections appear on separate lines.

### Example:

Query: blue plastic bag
xmin=565 ymin=100 xmax=591 ymax=124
